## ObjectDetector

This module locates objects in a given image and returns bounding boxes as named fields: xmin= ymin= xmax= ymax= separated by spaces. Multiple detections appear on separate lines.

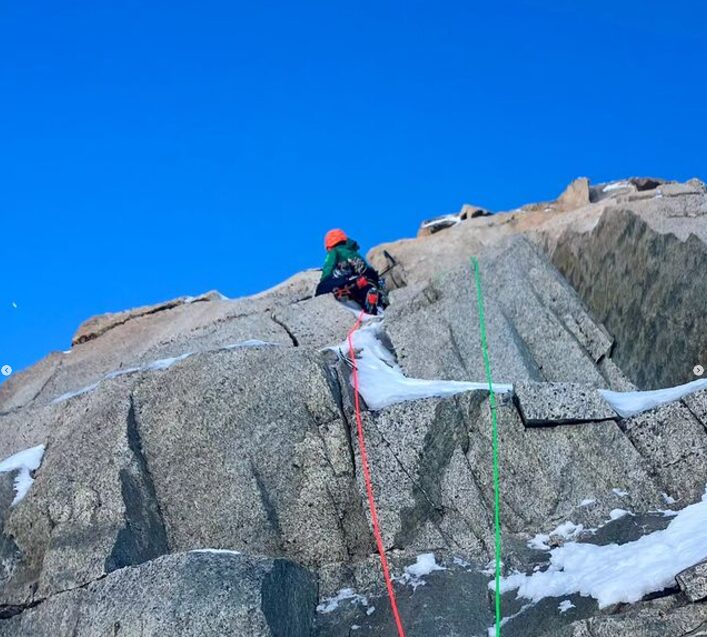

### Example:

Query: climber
xmin=315 ymin=229 xmax=387 ymax=315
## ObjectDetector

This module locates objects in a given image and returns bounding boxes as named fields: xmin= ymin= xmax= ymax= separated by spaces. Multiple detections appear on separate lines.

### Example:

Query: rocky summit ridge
xmin=0 ymin=176 xmax=706 ymax=636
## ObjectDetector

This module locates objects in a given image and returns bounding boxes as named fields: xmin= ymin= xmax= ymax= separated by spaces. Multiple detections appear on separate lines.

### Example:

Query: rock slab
xmin=677 ymin=560 xmax=707 ymax=603
xmin=514 ymin=382 xmax=617 ymax=426
xmin=0 ymin=551 xmax=317 ymax=637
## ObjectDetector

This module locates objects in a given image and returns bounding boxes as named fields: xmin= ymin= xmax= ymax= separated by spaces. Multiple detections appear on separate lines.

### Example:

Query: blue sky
xmin=2 ymin=0 xmax=706 ymax=380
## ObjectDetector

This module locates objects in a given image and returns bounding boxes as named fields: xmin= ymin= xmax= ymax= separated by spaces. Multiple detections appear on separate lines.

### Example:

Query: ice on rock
xmin=340 ymin=323 xmax=512 ymax=410
xmin=600 ymin=379 xmax=707 ymax=418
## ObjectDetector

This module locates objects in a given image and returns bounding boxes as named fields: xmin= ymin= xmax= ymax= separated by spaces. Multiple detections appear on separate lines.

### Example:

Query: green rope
xmin=471 ymin=256 xmax=502 ymax=636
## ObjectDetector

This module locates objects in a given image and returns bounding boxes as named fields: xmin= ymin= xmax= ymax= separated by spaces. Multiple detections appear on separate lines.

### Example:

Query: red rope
xmin=347 ymin=311 xmax=407 ymax=637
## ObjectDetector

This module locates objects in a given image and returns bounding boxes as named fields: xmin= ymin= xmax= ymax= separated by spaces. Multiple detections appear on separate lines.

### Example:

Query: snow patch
xmin=602 ymin=181 xmax=631 ymax=192
xmin=487 ymin=601 xmax=535 ymax=637
xmin=104 ymin=367 xmax=141 ymax=380
xmin=341 ymin=324 xmax=512 ymax=410
xmin=528 ymin=521 xmax=585 ymax=551
xmin=611 ymin=488 xmax=629 ymax=498
xmin=224 ymin=339 xmax=280 ymax=349
xmin=189 ymin=548 xmax=242 ymax=556
xmin=52 ymin=382 xmax=100 ymax=403
xmin=608 ymin=508 xmax=631 ymax=521
xmin=397 ymin=553 xmax=446 ymax=590
xmin=578 ymin=498 xmax=596 ymax=507
xmin=662 ymin=493 xmax=677 ymax=505
xmin=421 ymin=213 xmax=463 ymax=229
xmin=144 ymin=352 xmax=193 ymax=371
xmin=496 ymin=487 xmax=707 ymax=608
xmin=316 ymin=588 xmax=370 ymax=614
xmin=600 ymin=379 xmax=707 ymax=418
xmin=53 ymin=339 xmax=269 ymax=404
xmin=0 ymin=445 xmax=46 ymax=506
xmin=558 ymin=599 xmax=576 ymax=614
xmin=481 ymin=559 xmax=504 ymax=576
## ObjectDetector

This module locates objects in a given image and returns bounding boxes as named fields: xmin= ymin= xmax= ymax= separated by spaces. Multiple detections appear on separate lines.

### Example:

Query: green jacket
xmin=321 ymin=239 xmax=369 ymax=279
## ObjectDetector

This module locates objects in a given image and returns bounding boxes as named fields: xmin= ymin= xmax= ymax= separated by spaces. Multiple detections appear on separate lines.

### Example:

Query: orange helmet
xmin=324 ymin=228 xmax=347 ymax=250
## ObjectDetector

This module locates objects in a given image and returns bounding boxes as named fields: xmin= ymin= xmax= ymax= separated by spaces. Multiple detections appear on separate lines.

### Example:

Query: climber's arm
xmin=321 ymin=249 xmax=338 ymax=280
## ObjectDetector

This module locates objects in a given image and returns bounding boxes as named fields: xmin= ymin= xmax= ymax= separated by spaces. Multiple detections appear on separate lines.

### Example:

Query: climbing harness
xmin=347 ymin=311 xmax=407 ymax=637
xmin=471 ymin=256 xmax=503 ymax=637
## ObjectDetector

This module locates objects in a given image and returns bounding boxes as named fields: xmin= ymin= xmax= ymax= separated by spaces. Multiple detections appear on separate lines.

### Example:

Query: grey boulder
xmin=0 ymin=551 xmax=317 ymax=637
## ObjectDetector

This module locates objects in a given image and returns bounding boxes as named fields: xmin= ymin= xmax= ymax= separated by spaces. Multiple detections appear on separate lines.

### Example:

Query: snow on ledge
xmin=0 ymin=444 xmax=46 ymax=506
xmin=602 ymin=181 xmax=632 ymax=193
xmin=341 ymin=323 xmax=512 ymax=410
xmin=144 ymin=352 xmax=193 ymax=371
xmin=316 ymin=588 xmax=372 ymax=614
xmin=396 ymin=553 xmax=446 ymax=590
xmin=188 ymin=548 xmax=242 ymax=556
xmin=600 ymin=378 xmax=707 ymax=418
xmin=495 ymin=486 xmax=707 ymax=608
xmin=52 ymin=340 xmax=281 ymax=404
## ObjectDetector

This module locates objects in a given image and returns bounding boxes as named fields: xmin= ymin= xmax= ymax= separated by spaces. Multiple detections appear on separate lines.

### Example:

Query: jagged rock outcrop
xmin=1 ymin=176 xmax=706 ymax=636
xmin=71 ymin=290 xmax=225 ymax=346
xmin=418 ymin=204 xmax=491 ymax=237
xmin=369 ymin=176 xmax=707 ymax=390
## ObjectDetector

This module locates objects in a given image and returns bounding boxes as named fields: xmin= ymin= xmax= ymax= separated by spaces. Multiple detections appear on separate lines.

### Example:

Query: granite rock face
xmin=515 ymin=382 xmax=617 ymax=426
xmin=677 ymin=560 xmax=707 ymax=603
xmin=0 ymin=375 xmax=168 ymax=607
xmin=384 ymin=237 xmax=616 ymax=387
xmin=132 ymin=346 xmax=372 ymax=568
xmin=621 ymin=400 xmax=707 ymax=503
xmin=1 ymin=176 xmax=706 ymax=635
xmin=556 ymin=177 xmax=591 ymax=211
xmin=0 ymin=551 xmax=317 ymax=637
xmin=353 ymin=392 xmax=665 ymax=556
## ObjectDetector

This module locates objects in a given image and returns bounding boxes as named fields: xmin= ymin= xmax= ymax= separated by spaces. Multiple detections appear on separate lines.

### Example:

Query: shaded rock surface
xmin=0 ymin=551 xmax=317 ymax=637
xmin=315 ymin=557 xmax=492 ymax=636
xmin=551 ymin=207 xmax=707 ymax=389
xmin=542 ymin=596 xmax=707 ymax=637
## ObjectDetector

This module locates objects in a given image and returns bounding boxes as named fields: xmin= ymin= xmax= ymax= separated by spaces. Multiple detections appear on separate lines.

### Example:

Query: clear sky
xmin=1 ymin=0 xmax=706 ymax=381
